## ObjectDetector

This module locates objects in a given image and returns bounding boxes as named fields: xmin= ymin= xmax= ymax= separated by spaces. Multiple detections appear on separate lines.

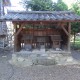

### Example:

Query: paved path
xmin=0 ymin=50 xmax=80 ymax=80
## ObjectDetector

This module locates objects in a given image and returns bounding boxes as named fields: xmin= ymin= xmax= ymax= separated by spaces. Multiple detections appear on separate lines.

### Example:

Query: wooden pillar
xmin=14 ymin=23 xmax=22 ymax=52
xmin=17 ymin=23 xmax=21 ymax=51
xmin=14 ymin=22 xmax=30 ymax=52
xmin=67 ymin=22 xmax=71 ymax=52
xmin=14 ymin=23 xmax=18 ymax=52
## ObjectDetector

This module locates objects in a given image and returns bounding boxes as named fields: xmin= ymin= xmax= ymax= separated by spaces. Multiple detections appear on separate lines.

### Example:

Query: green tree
xmin=21 ymin=0 xmax=68 ymax=11
xmin=71 ymin=2 xmax=80 ymax=44
xmin=71 ymin=22 xmax=80 ymax=44
xmin=72 ymin=2 xmax=80 ymax=15
xmin=22 ymin=0 xmax=53 ymax=11
xmin=53 ymin=0 xmax=68 ymax=11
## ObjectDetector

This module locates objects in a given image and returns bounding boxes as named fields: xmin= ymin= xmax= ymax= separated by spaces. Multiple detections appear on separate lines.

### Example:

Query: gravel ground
xmin=10 ymin=65 xmax=80 ymax=80
xmin=0 ymin=49 xmax=80 ymax=80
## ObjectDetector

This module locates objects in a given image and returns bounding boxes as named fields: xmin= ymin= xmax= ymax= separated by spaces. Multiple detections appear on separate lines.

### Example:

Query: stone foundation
xmin=9 ymin=50 xmax=78 ymax=67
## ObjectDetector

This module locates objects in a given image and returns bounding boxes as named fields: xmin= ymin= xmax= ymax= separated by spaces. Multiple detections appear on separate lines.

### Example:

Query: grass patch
xmin=71 ymin=36 xmax=80 ymax=50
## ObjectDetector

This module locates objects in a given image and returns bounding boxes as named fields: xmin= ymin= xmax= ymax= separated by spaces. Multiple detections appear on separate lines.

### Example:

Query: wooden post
xmin=14 ymin=23 xmax=17 ymax=52
xmin=14 ymin=23 xmax=26 ymax=52
xmin=17 ymin=23 xmax=22 ymax=51
xmin=67 ymin=22 xmax=71 ymax=52
xmin=60 ymin=23 xmax=69 ymax=36
xmin=61 ymin=25 xmax=69 ymax=36
xmin=15 ymin=25 xmax=23 ymax=36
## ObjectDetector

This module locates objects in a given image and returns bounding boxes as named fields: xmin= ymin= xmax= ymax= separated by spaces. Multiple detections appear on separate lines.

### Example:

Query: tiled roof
xmin=0 ymin=11 xmax=80 ymax=21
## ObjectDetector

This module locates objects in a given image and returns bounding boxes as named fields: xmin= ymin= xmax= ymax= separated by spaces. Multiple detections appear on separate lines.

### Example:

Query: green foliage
xmin=71 ymin=22 xmax=80 ymax=44
xmin=71 ymin=22 xmax=80 ymax=34
xmin=22 ymin=0 xmax=53 ymax=11
xmin=53 ymin=0 xmax=68 ymax=11
xmin=71 ymin=2 xmax=80 ymax=15
xmin=71 ymin=44 xmax=80 ymax=50
xmin=71 ymin=2 xmax=80 ymax=44
xmin=71 ymin=36 xmax=80 ymax=50
xmin=21 ymin=0 xmax=68 ymax=11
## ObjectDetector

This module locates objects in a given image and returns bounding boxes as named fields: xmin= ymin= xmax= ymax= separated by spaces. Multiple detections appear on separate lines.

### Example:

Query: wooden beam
xmin=15 ymin=24 xmax=25 ymax=36
xmin=11 ymin=20 xmax=80 ymax=23
xmin=61 ymin=24 xmax=69 ymax=36
xmin=15 ymin=26 xmax=23 ymax=36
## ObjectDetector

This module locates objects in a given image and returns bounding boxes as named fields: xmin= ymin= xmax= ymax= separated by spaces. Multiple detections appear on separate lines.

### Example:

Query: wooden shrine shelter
xmin=0 ymin=11 xmax=80 ymax=53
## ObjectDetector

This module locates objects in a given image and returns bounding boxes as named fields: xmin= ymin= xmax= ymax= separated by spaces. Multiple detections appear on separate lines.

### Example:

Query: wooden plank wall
xmin=21 ymin=28 xmax=60 ymax=36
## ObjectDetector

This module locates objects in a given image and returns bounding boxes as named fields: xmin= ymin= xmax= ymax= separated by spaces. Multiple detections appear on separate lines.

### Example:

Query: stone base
xmin=9 ymin=50 xmax=78 ymax=67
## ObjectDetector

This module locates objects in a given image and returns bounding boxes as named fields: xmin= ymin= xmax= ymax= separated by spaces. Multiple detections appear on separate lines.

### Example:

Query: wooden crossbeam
xmin=61 ymin=24 xmax=69 ymax=36
xmin=15 ymin=24 xmax=25 ymax=36
xmin=15 ymin=27 xmax=23 ymax=36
